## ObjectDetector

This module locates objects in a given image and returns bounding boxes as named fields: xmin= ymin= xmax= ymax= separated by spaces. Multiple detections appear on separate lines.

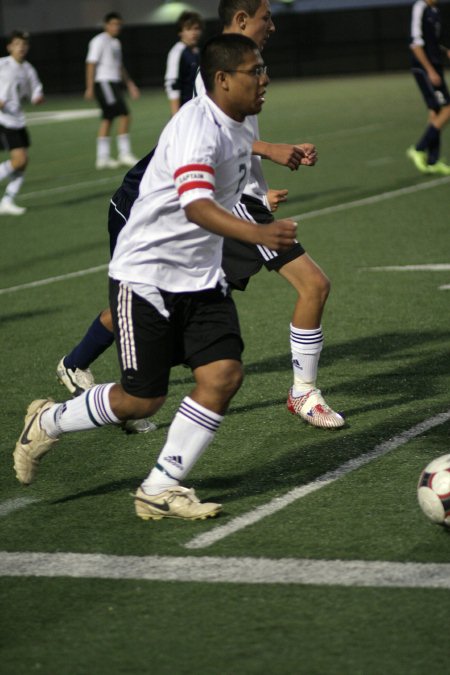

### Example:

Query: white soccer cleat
xmin=287 ymin=387 xmax=345 ymax=429
xmin=95 ymin=158 xmax=120 ymax=170
xmin=118 ymin=153 xmax=138 ymax=167
xmin=134 ymin=486 xmax=222 ymax=521
xmin=122 ymin=418 xmax=158 ymax=434
xmin=0 ymin=199 xmax=26 ymax=215
xmin=13 ymin=399 xmax=58 ymax=485
xmin=56 ymin=357 xmax=95 ymax=397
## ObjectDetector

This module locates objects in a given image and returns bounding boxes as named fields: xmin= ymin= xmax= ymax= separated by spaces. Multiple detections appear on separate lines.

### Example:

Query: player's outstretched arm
xmin=185 ymin=199 xmax=297 ymax=252
xmin=252 ymin=140 xmax=318 ymax=170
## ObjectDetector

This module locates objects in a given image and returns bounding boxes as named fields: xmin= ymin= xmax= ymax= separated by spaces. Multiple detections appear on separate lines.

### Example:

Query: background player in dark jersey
xmin=164 ymin=11 xmax=203 ymax=117
xmin=407 ymin=0 xmax=450 ymax=174
xmin=57 ymin=0 xmax=344 ymax=430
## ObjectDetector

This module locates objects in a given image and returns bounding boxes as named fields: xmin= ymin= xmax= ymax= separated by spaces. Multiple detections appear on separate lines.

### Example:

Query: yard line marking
xmin=0 ymin=264 xmax=108 ymax=296
xmin=0 ymin=498 xmax=39 ymax=517
xmin=3 ymin=176 xmax=449 ymax=298
xmin=439 ymin=284 xmax=450 ymax=290
xmin=27 ymin=109 xmax=98 ymax=125
xmin=0 ymin=551 xmax=449 ymax=588
xmin=185 ymin=409 xmax=450 ymax=550
xmin=292 ymin=175 xmax=450 ymax=222
xmin=365 ymin=264 xmax=450 ymax=272
xmin=19 ymin=175 xmax=121 ymax=202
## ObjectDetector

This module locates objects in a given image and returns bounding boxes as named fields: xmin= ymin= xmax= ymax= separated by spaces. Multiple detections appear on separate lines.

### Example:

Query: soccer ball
xmin=417 ymin=453 xmax=450 ymax=527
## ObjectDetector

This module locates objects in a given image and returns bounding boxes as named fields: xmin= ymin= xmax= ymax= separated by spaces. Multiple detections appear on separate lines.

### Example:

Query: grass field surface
xmin=1 ymin=72 xmax=450 ymax=674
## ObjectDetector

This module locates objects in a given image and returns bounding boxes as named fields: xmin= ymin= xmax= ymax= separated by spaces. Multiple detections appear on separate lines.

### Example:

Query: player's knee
xmin=214 ymin=360 xmax=244 ymax=400
xmin=10 ymin=156 xmax=27 ymax=172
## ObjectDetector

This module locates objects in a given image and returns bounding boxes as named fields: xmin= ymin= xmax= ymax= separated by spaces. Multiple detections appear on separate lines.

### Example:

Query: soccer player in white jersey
xmin=164 ymin=11 xmax=203 ymax=116
xmin=0 ymin=30 xmax=44 ymax=216
xmin=85 ymin=12 xmax=140 ymax=170
xmin=13 ymin=34 xmax=298 ymax=521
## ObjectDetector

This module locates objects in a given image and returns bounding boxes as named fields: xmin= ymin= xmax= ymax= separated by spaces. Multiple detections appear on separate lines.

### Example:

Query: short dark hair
xmin=104 ymin=12 xmax=122 ymax=23
xmin=7 ymin=30 xmax=30 ymax=44
xmin=218 ymin=0 xmax=263 ymax=27
xmin=200 ymin=33 xmax=259 ymax=92
xmin=176 ymin=11 xmax=204 ymax=33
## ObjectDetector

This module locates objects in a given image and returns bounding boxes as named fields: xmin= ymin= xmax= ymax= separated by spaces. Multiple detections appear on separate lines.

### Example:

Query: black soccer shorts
xmin=412 ymin=65 xmax=450 ymax=112
xmin=223 ymin=194 xmax=305 ymax=291
xmin=0 ymin=125 xmax=30 ymax=151
xmin=109 ymin=278 xmax=243 ymax=398
xmin=95 ymin=81 xmax=129 ymax=120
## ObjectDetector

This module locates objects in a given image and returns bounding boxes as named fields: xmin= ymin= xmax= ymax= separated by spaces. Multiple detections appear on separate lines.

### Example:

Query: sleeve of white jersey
xmin=411 ymin=1 xmax=425 ymax=47
xmin=169 ymin=106 xmax=218 ymax=208
xmin=164 ymin=43 xmax=184 ymax=100
xmin=86 ymin=35 xmax=101 ymax=63
xmin=27 ymin=63 xmax=44 ymax=102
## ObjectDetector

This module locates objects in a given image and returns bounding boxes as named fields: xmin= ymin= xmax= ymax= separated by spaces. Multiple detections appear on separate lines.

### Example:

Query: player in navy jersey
xmin=407 ymin=0 xmax=450 ymax=174
xmin=164 ymin=11 xmax=203 ymax=116
xmin=56 ymin=0 xmax=345 ymax=431
xmin=14 ymin=34 xmax=298 ymax=521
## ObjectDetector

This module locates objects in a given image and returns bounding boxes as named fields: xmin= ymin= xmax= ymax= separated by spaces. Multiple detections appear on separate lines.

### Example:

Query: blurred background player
xmin=14 ymin=34 xmax=298 ymax=521
xmin=407 ymin=0 xmax=450 ymax=175
xmin=85 ymin=12 xmax=140 ymax=170
xmin=56 ymin=0 xmax=344 ymax=431
xmin=164 ymin=11 xmax=203 ymax=116
xmin=0 ymin=30 xmax=44 ymax=215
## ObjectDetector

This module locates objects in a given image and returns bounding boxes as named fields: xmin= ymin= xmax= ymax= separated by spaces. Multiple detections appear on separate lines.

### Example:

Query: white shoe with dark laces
xmin=287 ymin=387 xmax=345 ymax=429
xmin=13 ymin=399 xmax=58 ymax=485
xmin=134 ymin=486 xmax=222 ymax=521
xmin=57 ymin=357 xmax=95 ymax=396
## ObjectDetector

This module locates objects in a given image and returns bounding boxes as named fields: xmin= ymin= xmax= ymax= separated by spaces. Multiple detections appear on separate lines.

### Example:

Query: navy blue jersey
xmin=165 ymin=42 xmax=200 ymax=107
xmin=410 ymin=0 xmax=443 ymax=66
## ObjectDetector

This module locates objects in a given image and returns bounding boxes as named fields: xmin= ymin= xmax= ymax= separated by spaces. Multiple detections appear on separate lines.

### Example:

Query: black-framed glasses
xmin=226 ymin=65 xmax=268 ymax=78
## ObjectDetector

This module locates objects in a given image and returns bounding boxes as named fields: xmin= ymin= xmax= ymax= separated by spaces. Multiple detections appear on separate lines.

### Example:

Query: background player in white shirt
xmin=14 ymin=34 xmax=297 ymax=522
xmin=85 ymin=12 xmax=140 ymax=170
xmin=0 ymin=30 xmax=44 ymax=215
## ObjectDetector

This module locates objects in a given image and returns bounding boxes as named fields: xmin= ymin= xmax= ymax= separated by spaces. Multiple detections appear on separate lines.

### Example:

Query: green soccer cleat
xmin=426 ymin=161 xmax=450 ymax=176
xmin=406 ymin=146 xmax=429 ymax=173
xmin=134 ymin=486 xmax=222 ymax=521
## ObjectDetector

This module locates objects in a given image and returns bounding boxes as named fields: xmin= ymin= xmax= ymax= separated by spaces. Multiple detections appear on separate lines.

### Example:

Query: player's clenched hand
xmin=255 ymin=219 xmax=297 ymax=251
xmin=267 ymin=188 xmax=288 ymax=212
xmin=267 ymin=143 xmax=305 ymax=170
xmin=296 ymin=143 xmax=318 ymax=166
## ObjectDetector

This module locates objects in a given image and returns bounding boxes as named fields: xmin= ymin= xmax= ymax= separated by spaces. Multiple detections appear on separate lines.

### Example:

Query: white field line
xmin=2 ymin=175 xmax=449 ymax=298
xmin=439 ymin=284 xmax=450 ymax=290
xmin=0 ymin=497 xmax=39 ymax=517
xmin=0 ymin=551 xmax=449 ymax=588
xmin=26 ymin=109 xmax=99 ymax=125
xmin=0 ymin=264 xmax=108 ymax=296
xmin=291 ymin=175 xmax=450 ymax=222
xmin=185 ymin=409 xmax=450 ymax=550
xmin=19 ymin=176 xmax=121 ymax=202
xmin=366 ymin=264 xmax=450 ymax=272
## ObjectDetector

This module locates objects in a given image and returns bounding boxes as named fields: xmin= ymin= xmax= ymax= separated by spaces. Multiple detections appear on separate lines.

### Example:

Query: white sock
xmin=0 ymin=160 xmax=14 ymax=182
xmin=117 ymin=134 xmax=131 ymax=157
xmin=4 ymin=171 xmax=24 ymax=201
xmin=41 ymin=384 xmax=120 ymax=437
xmin=290 ymin=324 xmax=323 ymax=396
xmin=97 ymin=136 xmax=112 ymax=161
xmin=141 ymin=396 xmax=223 ymax=495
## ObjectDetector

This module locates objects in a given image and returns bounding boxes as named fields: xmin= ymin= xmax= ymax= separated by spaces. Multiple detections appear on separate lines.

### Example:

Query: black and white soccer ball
xmin=417 ymin=453 xmax=450 ymax=527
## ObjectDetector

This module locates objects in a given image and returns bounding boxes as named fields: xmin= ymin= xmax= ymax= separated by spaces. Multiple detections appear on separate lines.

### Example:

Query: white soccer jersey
xmin=86 ymin=32 xmax=122 ymax=82
xmin=0 ymin=56 xmax=43 ymax=129
xmin=109 ymin=94 xmax=254 ymax=294
xmin=194 ymin=71 xmax=268 ymax=204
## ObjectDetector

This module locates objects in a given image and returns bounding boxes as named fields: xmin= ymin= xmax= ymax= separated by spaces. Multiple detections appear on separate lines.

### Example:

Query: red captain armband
xmin=174 ymin=164 xmax=215 ymax=196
